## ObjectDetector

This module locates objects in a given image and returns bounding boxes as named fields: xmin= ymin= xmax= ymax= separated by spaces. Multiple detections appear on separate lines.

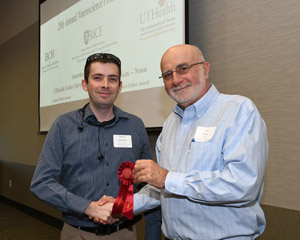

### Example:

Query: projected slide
xmin=39 ymin=0 xmax=185 ymax=131
xmin=40 ymin=0 xmax=184 ymax=108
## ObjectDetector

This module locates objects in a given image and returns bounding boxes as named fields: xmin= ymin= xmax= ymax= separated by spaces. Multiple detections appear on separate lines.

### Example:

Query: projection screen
xmin=39 ymin=0 xmax=185 ymax=132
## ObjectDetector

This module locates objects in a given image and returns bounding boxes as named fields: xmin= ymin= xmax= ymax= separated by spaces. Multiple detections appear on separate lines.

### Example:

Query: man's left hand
xmin=134 ymin=160 xmax=168 ymax=189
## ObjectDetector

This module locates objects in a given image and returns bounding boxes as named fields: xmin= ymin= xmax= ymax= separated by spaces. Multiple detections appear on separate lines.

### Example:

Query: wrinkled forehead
xmin=161 ymin=46 xmax=200 ymax=70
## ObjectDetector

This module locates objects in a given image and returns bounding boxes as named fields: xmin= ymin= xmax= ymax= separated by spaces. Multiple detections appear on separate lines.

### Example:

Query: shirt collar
xmin=83 ymin=104 xmax=129 ymax=124
xmin=173 ymin=84 xmax=219 ymax=118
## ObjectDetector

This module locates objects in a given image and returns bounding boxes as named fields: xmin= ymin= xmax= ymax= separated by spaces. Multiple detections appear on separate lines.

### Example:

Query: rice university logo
xmin=84 ymin=26 xmax=103 ymax=45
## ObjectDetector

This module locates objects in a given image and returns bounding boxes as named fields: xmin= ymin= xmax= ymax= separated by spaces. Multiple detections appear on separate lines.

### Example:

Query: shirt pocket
xmin=187 ymin=140 xmax=221 ymax=171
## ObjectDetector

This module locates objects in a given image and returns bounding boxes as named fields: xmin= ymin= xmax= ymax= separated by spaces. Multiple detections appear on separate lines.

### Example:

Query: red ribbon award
xmin=112 ymin=161 xmax=134 ymax=219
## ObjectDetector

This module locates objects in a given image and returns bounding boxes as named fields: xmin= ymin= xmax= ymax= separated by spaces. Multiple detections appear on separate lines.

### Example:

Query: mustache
xmin=172 ymin=83 xmax=192 ymax=91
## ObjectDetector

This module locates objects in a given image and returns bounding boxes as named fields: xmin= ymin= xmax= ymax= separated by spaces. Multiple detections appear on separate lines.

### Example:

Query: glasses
xmin=159 ymin=62 xmax=204 ymax=80
xmin=86 ymin=53 xmax=121 ymax=68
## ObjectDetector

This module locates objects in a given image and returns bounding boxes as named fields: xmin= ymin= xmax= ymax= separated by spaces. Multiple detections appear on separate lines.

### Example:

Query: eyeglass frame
xmin=84 ymin=53 xmax=122 ymax=81
xmin=159 ymin=62 xmax=205 ymax=80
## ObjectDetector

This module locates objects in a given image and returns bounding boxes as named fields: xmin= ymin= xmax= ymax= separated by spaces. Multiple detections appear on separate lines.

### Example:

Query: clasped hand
xmin=84 ymin=195 xmax=120 ymax=225
xmin=85 ymin=160 xmax=168 ymax=224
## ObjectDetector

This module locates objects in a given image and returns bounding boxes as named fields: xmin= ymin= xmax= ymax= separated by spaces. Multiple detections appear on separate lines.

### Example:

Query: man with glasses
xmin=132 ymin=44 xmax=269 ymax=239
xmin=31 ymin=53 xmax=161 ymax=239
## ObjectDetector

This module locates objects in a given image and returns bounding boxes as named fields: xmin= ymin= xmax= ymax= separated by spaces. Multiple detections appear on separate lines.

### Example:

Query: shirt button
xmin=107 ymin=183 xmax=109 ymax=186
xmin=107 ymin=162 xmax=109 ymax=166
xmin=197 ymin=115 xmax=200 ymax=117
xmin=184 ymin=124 xmax=187 ymax=128
xmin=105 ymin=143 xmax=108 ymax=147
xmin=172 ymin=167 xmax=176 ymax=171
xmin=171 ymin=187 xmax=175 ymax=191
xmin=168 ymin=215 xmax=171 ymax=219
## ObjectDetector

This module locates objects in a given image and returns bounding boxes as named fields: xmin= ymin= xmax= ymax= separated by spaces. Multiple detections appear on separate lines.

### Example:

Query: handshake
xmin=84 ymin=195 xmax=120 ymax=225
xmin=84 ymin=159 xmax=168 ymax=225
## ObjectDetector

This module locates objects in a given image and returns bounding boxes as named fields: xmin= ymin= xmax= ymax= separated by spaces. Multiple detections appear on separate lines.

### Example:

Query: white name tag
xmin=113 ymin=135 xmax=132 ymax=148
xmin=194 ymin=126 xmax=216 ymax=142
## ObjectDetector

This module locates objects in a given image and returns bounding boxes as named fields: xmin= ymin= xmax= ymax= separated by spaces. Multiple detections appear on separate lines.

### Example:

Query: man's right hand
xmin=92 ymin=195 xmax=122 ymax=224
xmin=84 ymin=201 xmax=118 ymax=225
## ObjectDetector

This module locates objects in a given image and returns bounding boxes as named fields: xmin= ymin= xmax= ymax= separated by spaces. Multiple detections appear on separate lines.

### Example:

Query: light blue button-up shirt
xmin=134 ymin=84 xmax=268 ymax=239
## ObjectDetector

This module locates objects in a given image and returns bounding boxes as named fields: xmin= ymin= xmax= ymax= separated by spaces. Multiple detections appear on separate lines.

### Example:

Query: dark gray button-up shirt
xmin=31 ymin=104 xmax=152 ymax=227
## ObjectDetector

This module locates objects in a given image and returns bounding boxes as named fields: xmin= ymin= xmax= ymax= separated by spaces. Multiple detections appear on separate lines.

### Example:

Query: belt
xmin=70 ymin=215 xmax=142 ymax=236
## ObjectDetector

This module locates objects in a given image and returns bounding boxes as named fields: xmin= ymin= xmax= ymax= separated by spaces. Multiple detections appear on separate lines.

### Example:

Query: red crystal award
xmin=112 ymin=161 xmax=134 ymax=219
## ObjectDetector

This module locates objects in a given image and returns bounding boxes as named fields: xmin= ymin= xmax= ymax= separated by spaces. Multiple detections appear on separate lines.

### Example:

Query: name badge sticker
xmin=113 ymin=135 xmax=132 ymax=148
xmin=194 ymin=126 xmax=216 ymax=142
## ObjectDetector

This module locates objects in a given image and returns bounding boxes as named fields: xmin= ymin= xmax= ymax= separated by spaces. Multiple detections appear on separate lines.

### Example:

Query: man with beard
xmin=133 ymin=44 xmax=269 ymax=239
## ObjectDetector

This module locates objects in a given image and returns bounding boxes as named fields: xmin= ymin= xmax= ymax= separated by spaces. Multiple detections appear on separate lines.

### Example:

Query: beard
xmin=168 ymin=76 xmax=207 ymax=109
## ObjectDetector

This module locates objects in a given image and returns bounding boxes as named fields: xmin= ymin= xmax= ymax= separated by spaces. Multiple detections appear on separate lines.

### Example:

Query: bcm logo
xmin=45 ymin=49 xmax=55 ymax=63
